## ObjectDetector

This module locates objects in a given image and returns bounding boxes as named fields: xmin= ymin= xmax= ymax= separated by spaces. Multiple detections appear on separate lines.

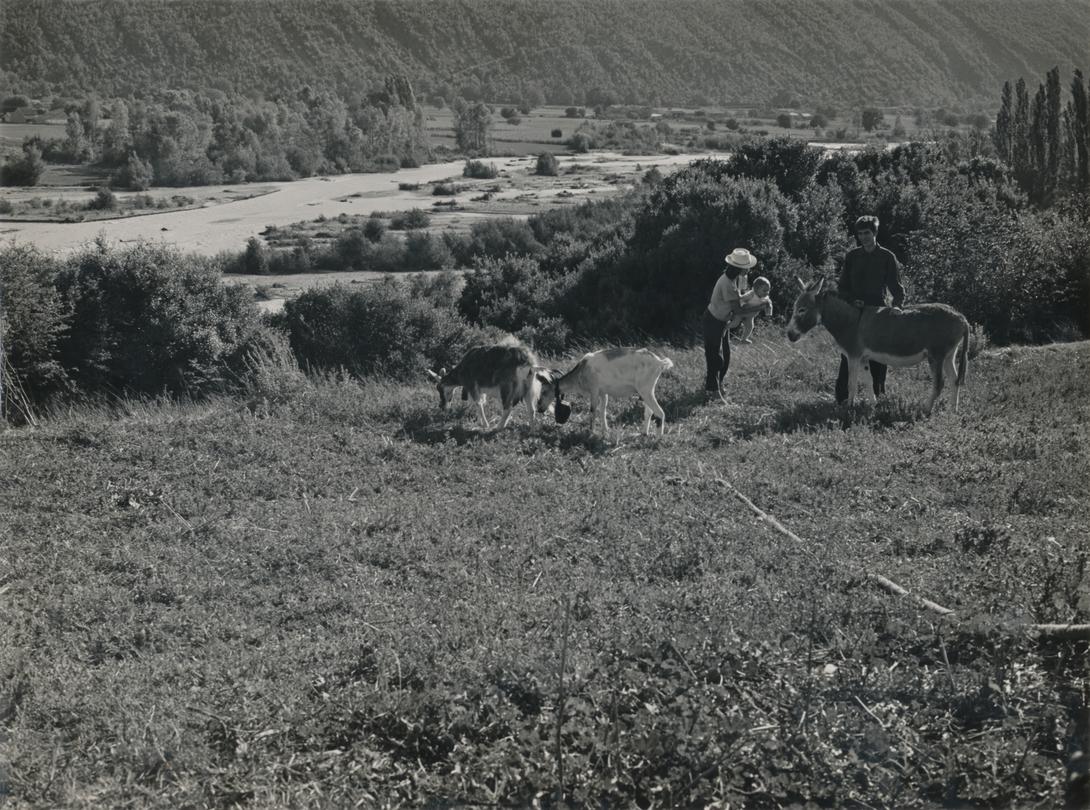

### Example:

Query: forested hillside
xmin=2 ymin=0 xmax=1087 ymax=108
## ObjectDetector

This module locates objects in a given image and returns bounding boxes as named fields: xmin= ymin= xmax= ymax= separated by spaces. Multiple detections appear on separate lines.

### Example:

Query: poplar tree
xmin=993 ymin=80 xmax=1013 ymax=165
xmin=1068 ymin=69 xmax=1089 ymax=194
xmin=1044 ymin=66 xmax=1063 ymax=205
xmin=1030 ymin=83 xmax=1048 ymax=204
xmin=1012 ymin=78 xmax=1032 ymax=193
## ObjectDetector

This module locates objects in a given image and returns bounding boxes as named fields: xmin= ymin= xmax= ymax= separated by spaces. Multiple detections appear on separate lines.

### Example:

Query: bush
xmin=53 ymin=242 xmax=263 ymax=394
xmin=551 ymin=128 xmax=562 ymax=138
xmin=458 ymin=254 xmax=577 ymax=352
xmin=112 ymin=153 xmax=154 ymax=191
xmin=87 ymin=187 xmax=117 ymax=211
xmin=0 ymin=244 xmax=70 ymax=416
xmin=566 ymin=133 xmax=593 ymax=153
xmin=390 ymin=208 xmax=431 ymax=230
xmin=534 ymin=152 xmax=559 ymax=176
xmin=1 ymin=143 xmax=45 ymax=186
xmin=283 ymin=279 xmax=490 ymax=380
xmin=463 ymin=160 xmax=499 ymax=179
xmin=444 ymin=217 xmax=544 ymax=267
xmin=726 ymin=136 xmax=824 ymax=199
xmin=363 ymin=217 xmax=386 ymax=242
xmin=241 ymin=236 xmax=270 ymax=274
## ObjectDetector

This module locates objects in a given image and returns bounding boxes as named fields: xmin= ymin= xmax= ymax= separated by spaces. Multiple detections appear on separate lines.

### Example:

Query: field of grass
xmin=2 ymin=333 xmax=1088 ymax=807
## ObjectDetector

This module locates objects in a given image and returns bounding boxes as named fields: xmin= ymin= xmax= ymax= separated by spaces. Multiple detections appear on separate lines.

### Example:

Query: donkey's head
xmin=786 ymin=277 xmax=826 ymax=342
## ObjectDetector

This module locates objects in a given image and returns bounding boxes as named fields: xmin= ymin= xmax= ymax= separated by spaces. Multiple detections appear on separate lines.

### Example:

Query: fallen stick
xmin=714 ymin=476 xmax=1090 ymax=641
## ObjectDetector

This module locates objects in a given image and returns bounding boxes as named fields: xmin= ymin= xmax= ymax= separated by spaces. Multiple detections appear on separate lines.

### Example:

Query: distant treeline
xmin=3 ymin=78 xmax=429 ymax=188
xmin=2 ymin=0 xmax=1088 ymax=109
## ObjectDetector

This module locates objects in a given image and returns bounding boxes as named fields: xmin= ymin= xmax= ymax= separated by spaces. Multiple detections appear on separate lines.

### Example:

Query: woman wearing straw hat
xmin=703 ymin=247 xmax=758 ymax=402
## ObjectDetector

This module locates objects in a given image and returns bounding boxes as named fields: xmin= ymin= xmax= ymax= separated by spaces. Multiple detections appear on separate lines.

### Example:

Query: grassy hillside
xmin=2 ymin=333 xmax=1088 ymax=806
xmin=2 ymin=0 xmax=1088 ymax=107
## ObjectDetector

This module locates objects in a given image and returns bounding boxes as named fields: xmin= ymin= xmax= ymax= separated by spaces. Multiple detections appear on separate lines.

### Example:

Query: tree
xmin=776 ymin=113 xmax=792 ymax=129
xmin=994 ymin=80 xmax=1014 ymax=165
xmin=64 ymin=111 xmax=90 ymax=161
xmin=1031 ymin=84 xmax=1048 ymax=204
xmin=809 ymin=113 xmax=829 ymax=129
xmin=861 ymin=107 xmax=884 ymax=132
xmin=452 ymin=98 xmax=492 ymax=154
xmin=1 ymin=142 xmax=45 ymax=186
xmin=1012 ymin=78 xmax=1032 ymax=192
xmin=535 ymin=152 xmax=559 ymax=176
xmin=1044 ymin=66 xmax=1063 ymax=205
xmin=1 ymin=95 xmax=29 ymax=114
xmin=1067 ymin=69 xmax=1089 ymax=195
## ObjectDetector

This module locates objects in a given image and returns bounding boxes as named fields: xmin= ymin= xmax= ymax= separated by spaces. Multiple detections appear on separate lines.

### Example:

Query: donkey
xmin=786 ymin=278 xmax=970 ymax=413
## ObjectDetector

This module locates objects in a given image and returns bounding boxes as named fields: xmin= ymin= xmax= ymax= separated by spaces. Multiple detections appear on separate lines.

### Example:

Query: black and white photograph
xmin=1 ymin=0 xmax=1089 ymax=806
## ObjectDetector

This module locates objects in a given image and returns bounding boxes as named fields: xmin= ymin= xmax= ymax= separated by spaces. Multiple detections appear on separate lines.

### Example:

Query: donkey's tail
xmin=956 ymin=320 xmax=970 ymax=386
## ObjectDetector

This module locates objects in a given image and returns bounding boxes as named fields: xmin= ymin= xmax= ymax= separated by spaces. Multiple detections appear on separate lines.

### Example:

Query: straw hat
xmin=724 ymin=248 xmax=758 ymax=269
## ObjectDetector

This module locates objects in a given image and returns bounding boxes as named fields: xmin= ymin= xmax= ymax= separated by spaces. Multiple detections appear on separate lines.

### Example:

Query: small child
xmin=728 ymin=276 xmax=773 ymax=343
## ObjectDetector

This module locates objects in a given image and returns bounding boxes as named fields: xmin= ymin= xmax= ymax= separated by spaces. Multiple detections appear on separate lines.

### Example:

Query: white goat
xmin=426 ymin=337 xmax=557 ymax=430
xmin=552 ymin=348 xmax=674 ymax=436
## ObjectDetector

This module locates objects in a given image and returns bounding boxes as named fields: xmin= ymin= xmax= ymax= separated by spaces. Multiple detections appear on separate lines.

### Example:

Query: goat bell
xmin=554 ymin=399 xmax=572 ymax=424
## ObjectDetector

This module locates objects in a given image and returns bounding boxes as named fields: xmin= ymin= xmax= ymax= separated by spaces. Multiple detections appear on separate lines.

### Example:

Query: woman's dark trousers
xmin=703 ymin=310 xmax=730 ymax=392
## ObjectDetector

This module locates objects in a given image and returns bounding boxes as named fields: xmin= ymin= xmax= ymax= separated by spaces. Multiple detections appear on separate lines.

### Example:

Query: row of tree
xmin=994 ymin=67 xmax=1090 ymax=206
xmin=19 ymin=78 xmax=430 ymax=188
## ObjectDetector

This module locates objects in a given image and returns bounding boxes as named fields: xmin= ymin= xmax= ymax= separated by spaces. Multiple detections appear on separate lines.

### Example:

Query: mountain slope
xmin=1 ymin=0 xmax=1087 ymax=106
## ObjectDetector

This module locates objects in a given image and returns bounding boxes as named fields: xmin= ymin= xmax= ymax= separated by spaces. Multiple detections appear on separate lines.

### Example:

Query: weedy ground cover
xmin=2 ymin=333 xmax=1087 ymax=807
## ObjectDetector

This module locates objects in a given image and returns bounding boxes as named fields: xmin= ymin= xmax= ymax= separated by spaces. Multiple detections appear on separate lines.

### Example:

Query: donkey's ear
xmin=811 ymin=277 xmax=826 ymax=294
xmin=796 ymin=276 xmax=807 ymax=291
xmin=426 ymin=368 xmax=442 ymax=381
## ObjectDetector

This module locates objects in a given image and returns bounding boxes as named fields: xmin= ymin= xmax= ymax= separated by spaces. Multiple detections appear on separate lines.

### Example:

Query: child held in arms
xmin=727 ymin=276 xmax=773 ymax=343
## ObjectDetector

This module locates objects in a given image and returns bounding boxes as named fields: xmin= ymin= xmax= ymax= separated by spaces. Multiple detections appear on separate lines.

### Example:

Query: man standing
xmin=835 ymin=215 xmax=906 ymax=403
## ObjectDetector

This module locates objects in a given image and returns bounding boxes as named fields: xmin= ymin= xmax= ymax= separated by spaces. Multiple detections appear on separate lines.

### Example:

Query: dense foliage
xmin=1 ymin=242 xmax=264 ymax=418
xmin=2 ymin=0 xmax=1088 ymax=108
xmin=14 ymin=81 xmax=428 ymax=187
xmin=447 ymin=135 xmax=1089 ymax=346
xmin=279 ymin=276 xmax=493 ymax=380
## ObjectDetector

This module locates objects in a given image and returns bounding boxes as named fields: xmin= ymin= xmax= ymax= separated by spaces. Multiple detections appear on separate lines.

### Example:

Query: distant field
xmin=0 ymin=120 xmax=66 ymax=150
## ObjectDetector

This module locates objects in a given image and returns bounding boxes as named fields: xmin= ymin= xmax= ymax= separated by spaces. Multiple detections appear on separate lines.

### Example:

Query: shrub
xmin=551 ymin=128 xmax=562 ymax=138
xmin=87 ymin=187 xmax=118 ymax=211
xmin=390 ymin=208 xmax=431 ymax=230
xmin=363 ymin=217 xmax=386 ymax=242
xmin=726 ymin=136 xmax=824 ymax=199
xmin=534 ymin=152 xmax=559 ymax=176
xmin=566 ymin=133 xmax=593 ymax=153
xmin=403 ymin=231 xmax=453 ymax=272
xmin=458 ymin=254 xmax=577 ymax=351
xmin=0 ymin=199 xmax=13 ymax=214
xmin=283 ymin=279 xmax=489 ymax=380
xmin=463 ymin=160 xmax=499 ymax=179
xmin=241 ymin=236 xmax=270 ymax=274
xmin=112 ymin=153 xmax=154 ymax=191
xmin=53 ymin=242 xmax=263 ymax=394
xmin=0 ymin=244 xmax=70 ymax=415
xmin=444 ymin=217 xmax=544 ymax=267
xmin=1 ymin=143 xmax=45 ymax=186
